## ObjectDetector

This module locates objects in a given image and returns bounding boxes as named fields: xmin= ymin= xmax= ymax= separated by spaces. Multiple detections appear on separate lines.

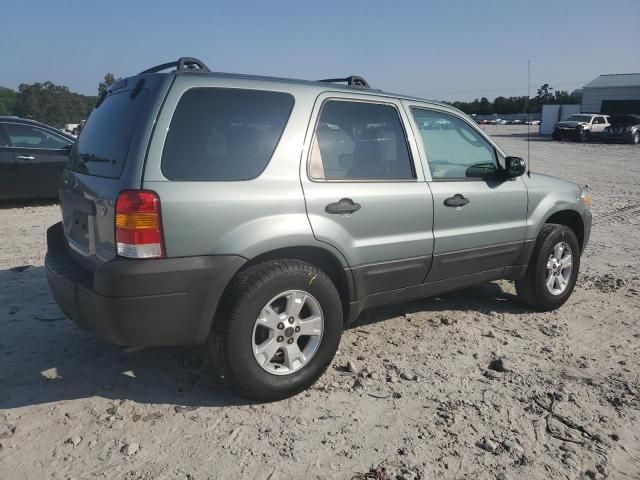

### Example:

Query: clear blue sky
xmin=3 ymin=0 xmax=639 ymax=101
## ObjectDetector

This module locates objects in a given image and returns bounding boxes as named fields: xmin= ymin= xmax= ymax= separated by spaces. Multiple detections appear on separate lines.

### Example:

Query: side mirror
xmin=504 ymin=156 xmax=527 ymax=178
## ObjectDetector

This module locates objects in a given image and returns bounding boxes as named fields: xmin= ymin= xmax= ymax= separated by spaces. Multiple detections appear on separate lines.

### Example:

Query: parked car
xmin=602 ymin=115 xmax=640 ymax=144
xmin=552 ymin=114 xmax=609 ymax=142
xmin=0 ymin=117 xmax=75 ymax=200
xmin=63 ymin=123 xmax=80 ymax=136
xmin=526 ymin=120 xmax=541 ymax=126
xmin=45 ymin=57 xmax=592 ymax=401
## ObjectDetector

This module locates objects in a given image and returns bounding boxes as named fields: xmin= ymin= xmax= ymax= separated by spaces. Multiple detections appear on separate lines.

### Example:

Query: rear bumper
xmin=45 ymin=222 xmax=245 ymax=346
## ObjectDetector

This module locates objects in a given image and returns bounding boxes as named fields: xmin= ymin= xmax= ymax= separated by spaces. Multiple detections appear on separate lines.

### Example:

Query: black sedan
xmin=0 ymin=117 xmax=75 ymax=200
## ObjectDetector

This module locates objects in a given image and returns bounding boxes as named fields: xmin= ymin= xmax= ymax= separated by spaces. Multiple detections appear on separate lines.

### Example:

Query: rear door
xmin=404 ymin=103 xmax=528 ymax=282
xmin=301 ymin=93 xmax=434 ymax=298
xmin=3 ymin=122 xmax=73 ymax=198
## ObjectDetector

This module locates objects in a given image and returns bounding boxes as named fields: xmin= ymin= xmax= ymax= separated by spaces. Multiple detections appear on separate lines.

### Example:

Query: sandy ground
xmin=1 ymin=126 xmax=639 ymax=480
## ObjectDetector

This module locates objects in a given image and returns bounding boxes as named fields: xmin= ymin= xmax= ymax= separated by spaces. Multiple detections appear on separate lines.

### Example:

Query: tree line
xmin=0 ymin=76 xmax=581 ymax=127
xmin=0 ymin=73 xmax=120 ymax=129
xmin=447 ymin=84 xmax=581 ymax=116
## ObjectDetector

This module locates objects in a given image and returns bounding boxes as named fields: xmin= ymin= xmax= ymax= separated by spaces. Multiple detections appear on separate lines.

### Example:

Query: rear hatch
xmin=60 ymin=74 xmax=173 ymax=270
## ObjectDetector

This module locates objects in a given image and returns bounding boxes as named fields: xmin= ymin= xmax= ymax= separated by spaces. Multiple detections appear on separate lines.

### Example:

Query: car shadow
xmin=347 ymin=280 xmax=529 ymax=330
xmin=1 ymin=265 xmax=527 ymax=410
xmin=0 ymin=198 xmax=59 ymax=210
xmin=0 ymin=265 xmax=249 ymax=409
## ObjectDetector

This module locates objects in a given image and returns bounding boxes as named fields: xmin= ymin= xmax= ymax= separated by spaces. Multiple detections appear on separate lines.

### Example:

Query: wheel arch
xmin=212 ymin=245 xmax=355 ymax=331
xmin=545 ymin=209 xmax=585 ymax=250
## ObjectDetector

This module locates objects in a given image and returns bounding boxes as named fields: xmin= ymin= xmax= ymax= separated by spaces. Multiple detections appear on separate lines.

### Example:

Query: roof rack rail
xmin=139 ymin=57 xmax=211 ymax=75
xmin=318 ymin=76 xmax=370 ymax=89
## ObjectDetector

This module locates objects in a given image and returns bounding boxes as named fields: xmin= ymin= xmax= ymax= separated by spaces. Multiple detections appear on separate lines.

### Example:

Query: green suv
xmin=45 ymin=57 xmax=592 ymax=400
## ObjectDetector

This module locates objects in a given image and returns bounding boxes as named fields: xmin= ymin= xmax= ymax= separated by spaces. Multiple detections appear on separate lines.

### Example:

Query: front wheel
xmin=577 ymin=129 xmax=589 ymax=142
xmin=516 ymin=224 xmax=581 ymax=311
xmin=210 ymin=259 xmax=343 ymax=401
xmin=629 ymin=131 xmax=640 ymax=145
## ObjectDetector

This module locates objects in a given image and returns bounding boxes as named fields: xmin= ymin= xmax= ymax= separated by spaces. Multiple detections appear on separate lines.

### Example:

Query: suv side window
xmin=4 ymin=123 xmax=71 ymax=149
xmin=593 ymin=117 xmax=602 ymax=125
xmin=162 ymin=88 xmax=294 ymax=181
xmin=309 ymin=100 xmax=414 ymax=181
xmin=410 ymin=108 xmax=498 ymax=180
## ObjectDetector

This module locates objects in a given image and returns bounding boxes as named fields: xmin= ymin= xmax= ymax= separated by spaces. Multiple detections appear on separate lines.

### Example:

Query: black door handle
xmin=325 ymin=198 xmax=361 ymax=215
xmin=444 ymin=194 xmax=470 ymax=207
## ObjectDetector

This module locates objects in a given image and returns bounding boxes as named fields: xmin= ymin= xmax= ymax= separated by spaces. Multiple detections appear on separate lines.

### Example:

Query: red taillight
xmin=115 ymin=190 xmax=164 ymax=259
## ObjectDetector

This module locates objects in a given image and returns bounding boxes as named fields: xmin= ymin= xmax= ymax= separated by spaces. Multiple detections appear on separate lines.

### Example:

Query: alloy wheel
xmin=546 ymin=242 xmax=573 ymax=295
xmin=251 ymin=290 xmax=324 ymax=375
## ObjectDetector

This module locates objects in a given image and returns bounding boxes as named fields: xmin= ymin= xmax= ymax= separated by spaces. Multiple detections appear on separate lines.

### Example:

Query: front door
xmin=4 ymin=122 xmax=73 ymax=198
xmin=405 ymin=104 xmax=528 ymax=282
xmin=590 ymin=116 xmax=608 ymax=136
xmin=301 ymin=94 xmax=434 ymax=299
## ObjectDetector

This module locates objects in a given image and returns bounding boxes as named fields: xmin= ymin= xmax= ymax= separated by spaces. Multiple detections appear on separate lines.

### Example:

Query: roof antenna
xmin=526 ymin=59 xmax=531 ymax=177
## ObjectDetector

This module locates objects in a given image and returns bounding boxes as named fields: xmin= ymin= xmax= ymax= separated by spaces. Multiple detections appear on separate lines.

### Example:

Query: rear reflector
xmin=115 ymin=190 xmax=164 ymax=259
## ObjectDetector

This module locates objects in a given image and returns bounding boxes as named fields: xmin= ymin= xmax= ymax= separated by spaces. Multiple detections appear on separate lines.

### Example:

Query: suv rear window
xmin=69 ymin=89 xmax=149 ymax=178
xmin=161 ymin=88 xmax=294 ymax=181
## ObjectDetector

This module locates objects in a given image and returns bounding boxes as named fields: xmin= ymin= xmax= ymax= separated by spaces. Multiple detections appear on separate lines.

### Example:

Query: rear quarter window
xmin=69 ymin=89 xmax=149 ymax=178
xmin=161 ymin=88 xmax=294 ymax=181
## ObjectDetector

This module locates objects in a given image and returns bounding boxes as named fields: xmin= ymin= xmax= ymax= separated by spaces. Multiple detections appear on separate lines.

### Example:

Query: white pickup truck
xmin=552 ymin=113 xmax=610 ymax=142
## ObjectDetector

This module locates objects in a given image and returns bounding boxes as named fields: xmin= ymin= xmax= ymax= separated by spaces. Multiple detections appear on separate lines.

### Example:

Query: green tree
xmin=98 ymin=73 xmax=118 ymax=96
xmin=13 ymin=81 xmax=96 ymax=127
xmin=536 ymin=83 xmax=554 ymax=104
xmin=0 ymin=87 xmax=17 ymax=115
xmin=478 ymin=97 xmax=493 ymax=115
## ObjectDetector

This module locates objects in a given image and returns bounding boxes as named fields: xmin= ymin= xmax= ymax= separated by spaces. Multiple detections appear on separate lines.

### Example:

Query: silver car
xmin=45 ymin=57 xmax=592 ymax=400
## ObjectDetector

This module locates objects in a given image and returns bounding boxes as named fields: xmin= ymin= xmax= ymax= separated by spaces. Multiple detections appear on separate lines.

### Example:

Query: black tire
xmin=577 ymin=130 xmax=589 ymax=143
xmin=552 ymin=130 xmax=561 ymax=141
xmin=515 ymin=224 xmax=581 ymax=311
xmin=629 ymin=131 xmax=640 ymax=145
xmin=210 ymin=259 xmax=343 ymax=401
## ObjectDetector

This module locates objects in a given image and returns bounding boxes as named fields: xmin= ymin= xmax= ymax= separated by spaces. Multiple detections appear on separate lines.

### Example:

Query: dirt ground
xmin=1 ymin=126 xmax=639 ymax=480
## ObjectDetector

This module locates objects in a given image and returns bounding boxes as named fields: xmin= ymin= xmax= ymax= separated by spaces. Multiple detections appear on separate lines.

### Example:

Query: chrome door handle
xmin=17 ymin=155 xmax=35 ymax=161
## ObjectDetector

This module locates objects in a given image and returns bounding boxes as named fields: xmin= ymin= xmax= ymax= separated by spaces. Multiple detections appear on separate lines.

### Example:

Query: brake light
xmin=115 ymin=190 xmax=164 ymax=258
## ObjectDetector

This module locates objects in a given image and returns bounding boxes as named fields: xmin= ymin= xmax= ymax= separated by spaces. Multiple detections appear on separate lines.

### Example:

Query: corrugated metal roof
xmin=584 ymin=73 xmax=640 ymax=88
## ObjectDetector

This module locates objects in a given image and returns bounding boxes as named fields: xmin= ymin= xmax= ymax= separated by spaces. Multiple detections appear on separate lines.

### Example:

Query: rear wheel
xmin=516 ymin=224 xmax=581 ymax=311
xmin=552 ymin=130 xmax=561 ymax=141
xmin=630 ymin=131 xmax=640 ymax=145
xmin=210 ymin=259 xmax=343 ymax=401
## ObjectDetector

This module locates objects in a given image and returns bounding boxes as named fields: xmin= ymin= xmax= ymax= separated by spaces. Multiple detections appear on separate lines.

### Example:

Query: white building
xmin=581 ymin=73 xmax=640 ymax=114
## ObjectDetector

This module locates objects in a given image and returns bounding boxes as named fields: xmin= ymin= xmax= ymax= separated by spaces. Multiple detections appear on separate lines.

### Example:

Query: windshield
xmin=610 ymin=115 xmax=639 ymax=127
xmin=69 ymin=89 xmax=149 ymax=178
xmin=565 ymin=115 xmax=593 ymax=123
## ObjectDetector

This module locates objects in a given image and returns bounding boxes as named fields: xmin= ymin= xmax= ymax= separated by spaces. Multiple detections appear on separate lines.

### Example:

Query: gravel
xmin=1 ymin=127 xmax=639 ymax=479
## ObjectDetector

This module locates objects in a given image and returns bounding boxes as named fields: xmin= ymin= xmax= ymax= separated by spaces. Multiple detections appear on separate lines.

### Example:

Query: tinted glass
xmin=69 ymin=89 xmax=149 ymax=178
xmin=162 ymin=88 xmax=294 ymax=181
xmin=5 ymin=124 xmax=71 ymax=149
xmin=310 ymin=100 xmax=414 ymax=180
xmin=411 ymin=108 xmax=497 ymax=180
xmin=610 ymin=115 xmax=640 ymax=126
xmin=566 ymin=115 xmax=593 ymax=122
